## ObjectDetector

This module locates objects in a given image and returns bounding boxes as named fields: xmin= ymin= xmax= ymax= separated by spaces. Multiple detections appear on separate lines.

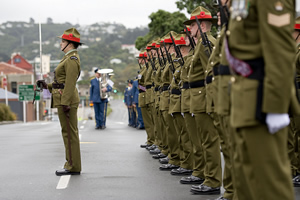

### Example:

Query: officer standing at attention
xmin=183 ymin=6 xmax=222 ymax=195
xmin=137 ymin=50 xmax=153 ymax=148
xmin=226 ymin=0 xmax=297 ymax=199
xmin=90 ymin=69 xmax=112 ymax=129
xmin=204 ymin=1 xmax=236 ymax=199
xmin=169 ymin=33 xmax=194 ymax=176
xmin=37 ymin=28 xmax=82 ymax=176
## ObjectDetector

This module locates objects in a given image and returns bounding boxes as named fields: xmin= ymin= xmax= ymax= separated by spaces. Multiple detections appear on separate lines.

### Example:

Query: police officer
xmin=37 ymin=27 xmax=82 ymax=176
xmin=226 ymin=0 xmax=297 ymax=199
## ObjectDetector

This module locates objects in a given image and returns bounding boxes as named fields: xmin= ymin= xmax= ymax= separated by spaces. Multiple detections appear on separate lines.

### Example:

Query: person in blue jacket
xmin=90 ymin=69 xmax=112 ymax=129
xmin=124 ymin=80 xmax=134 ymax=127
xmin=131 ymin=77 xmax=144 ymax=129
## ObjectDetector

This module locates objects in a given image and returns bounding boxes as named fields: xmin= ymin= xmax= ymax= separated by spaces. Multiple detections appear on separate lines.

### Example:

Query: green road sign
xmin=19 ymin=85 xmax=40 ymax=101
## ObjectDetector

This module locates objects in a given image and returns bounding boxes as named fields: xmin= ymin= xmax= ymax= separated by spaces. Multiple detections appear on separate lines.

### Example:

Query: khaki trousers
xmin=141 ymin=104 xmax=155 ymax=145
xmin=173 ymin=113 xmax=193 ymax=170
xmin=194 ymin=113 xmax=222 ymax=188
xmin=162 ymin=111 xmax=180 ymax=166
xmin=234 ymin=125 xmax=294 ymax=200
xmin=184 ymin=112 xmax=205 ymax=179
xmin=57 ymin=106 xmax=81 ymax=172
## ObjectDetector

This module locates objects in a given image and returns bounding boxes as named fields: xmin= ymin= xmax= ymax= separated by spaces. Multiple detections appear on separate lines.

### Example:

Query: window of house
xmin=14 ymin=58 xmax=21 ymax=63
xmin=11 ymin=82 xmax=17 ymax=94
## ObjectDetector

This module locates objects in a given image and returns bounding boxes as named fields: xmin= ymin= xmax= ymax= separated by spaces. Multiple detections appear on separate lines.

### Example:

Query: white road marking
xmin=83 ymin=120 xmax=87 ymax=124
xmin=115 ymin=122 xmax=125 ymax=124
xmin=79 ymin=134 xmax=82 ymax=141
xmin=80 ymin=126 xmax=84 ymax=129
xmin=56 ymin=175 xmax=71 ymax=189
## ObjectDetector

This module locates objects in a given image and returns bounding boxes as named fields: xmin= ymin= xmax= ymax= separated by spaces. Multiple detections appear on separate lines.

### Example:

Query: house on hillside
xmin=7 ymin=53 xmax=33 ymax=72
xmin=121 ymin=44 xmax=139 ymax=55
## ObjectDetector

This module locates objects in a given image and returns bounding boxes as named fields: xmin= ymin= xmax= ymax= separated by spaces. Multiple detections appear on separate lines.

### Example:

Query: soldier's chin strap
xmin=296 ymin=32 xmax=300 ymax=41
xmin=195 ymin=29 xmax=199 ymax=40
xmin=62 ymin=42 xmax=70 ymax=52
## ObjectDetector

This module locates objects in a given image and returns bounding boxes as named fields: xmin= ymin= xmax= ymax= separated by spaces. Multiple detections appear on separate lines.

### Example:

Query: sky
xmin=1 ymin=1 xmax=300 ymax=28
xmin=0 ymin=0 xmax=189 ymax=28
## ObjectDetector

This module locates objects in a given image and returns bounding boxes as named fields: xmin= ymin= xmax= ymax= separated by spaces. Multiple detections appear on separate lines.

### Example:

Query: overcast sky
xmin=0 ymin=0 xmax=189 ymax=28
xmin=1 ymin=1 xmax=300 ymax=28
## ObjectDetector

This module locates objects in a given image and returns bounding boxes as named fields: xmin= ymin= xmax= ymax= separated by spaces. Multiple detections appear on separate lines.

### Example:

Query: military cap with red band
xmin=175 ymin=33 xmax=187 ymax=45
xmin=136 ymin=51 xmax=147 ymax=58
xmin=161 ymin=31 xmax=178 ymax=44
xmin=183 ymin=6 xmax=217 ymax=25
xmin=57 ymin=27 xmax=83 ymax=44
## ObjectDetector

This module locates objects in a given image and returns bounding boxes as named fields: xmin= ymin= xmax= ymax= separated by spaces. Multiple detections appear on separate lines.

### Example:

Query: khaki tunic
xmin=48 ymin=49 xmax=81 ymax=172
xmin=227 ymin=0 xmax=296 ymax=199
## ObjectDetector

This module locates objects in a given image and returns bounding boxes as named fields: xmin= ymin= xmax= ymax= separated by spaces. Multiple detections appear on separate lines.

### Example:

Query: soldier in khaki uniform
xmin=183 ymin=7 xmax=222 ymax=195
xmin=180 ymin=28 xmax=205 ymax=185
xmin=137 ymin=50 xmax=153 ymax=148
xmin=205 ymin=1 xmax=236 ymax=199
xmin=292 ymin=16 xmax=300 ymax=187
xmin=158 ymin=32 xmax=181 ymax=170
xmin=168 ymin=33 xmax=194 ymax=176
xmin=144 ymin=42 xmax=158 ymax=153
xmin=37 ymin=28 xmax=82 ymax=176
xmin=226 ymin=0 xmax=297 ymax=199
xmin=151 ymin=38 xmax=169 ymax=159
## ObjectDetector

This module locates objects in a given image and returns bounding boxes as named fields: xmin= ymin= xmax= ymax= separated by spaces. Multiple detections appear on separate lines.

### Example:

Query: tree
xmin=175 ymin=0 xmax=218 ymax=15
xmin=135 ymin=10 xmax=188 ymax=50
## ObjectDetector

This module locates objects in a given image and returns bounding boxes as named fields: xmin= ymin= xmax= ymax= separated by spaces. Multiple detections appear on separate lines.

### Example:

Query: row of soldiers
xmin=136 ymin=0 xmax=300 ymax=200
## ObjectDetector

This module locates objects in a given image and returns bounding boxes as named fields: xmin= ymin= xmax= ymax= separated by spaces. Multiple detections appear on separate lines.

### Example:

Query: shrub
xmin=0 ymin=103 xmax=17 ymax=122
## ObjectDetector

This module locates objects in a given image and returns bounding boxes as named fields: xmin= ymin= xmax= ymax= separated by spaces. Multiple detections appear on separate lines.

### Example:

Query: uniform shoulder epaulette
xmin=70 ymin=56 xmax=78 ymax=60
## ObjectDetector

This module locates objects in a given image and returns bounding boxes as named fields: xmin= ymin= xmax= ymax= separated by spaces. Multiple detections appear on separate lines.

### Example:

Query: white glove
xmin=265 ymin=113 xmax=290 ymax=134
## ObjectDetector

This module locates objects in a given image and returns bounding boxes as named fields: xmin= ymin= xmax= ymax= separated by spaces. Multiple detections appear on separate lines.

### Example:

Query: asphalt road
xmin=0 ymin=99 xmax=299 ymax=200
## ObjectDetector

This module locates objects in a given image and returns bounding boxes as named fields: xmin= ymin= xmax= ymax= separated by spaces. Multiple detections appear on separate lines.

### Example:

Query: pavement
xmin=0 ymin=99 xmax=299 ymax=200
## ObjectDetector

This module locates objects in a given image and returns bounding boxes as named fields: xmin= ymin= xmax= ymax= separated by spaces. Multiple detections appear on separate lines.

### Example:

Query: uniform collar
xmin=65 ymin=49 xmax=77 ymax=55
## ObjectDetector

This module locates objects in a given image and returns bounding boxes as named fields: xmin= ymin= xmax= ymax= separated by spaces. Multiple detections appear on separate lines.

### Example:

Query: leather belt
xmin=182 ymin=82 xmax=189 ymax=89
xmin=245 ymin=58 xmax=264 ymax=81
xmin=146 ymin=85 xmax=152 ymax=89
xmin=189 ymin=80 xmax=205 ymax=88
xmin=213 ymin=66 xmax=219 ymax=76
xmin=139 ymin=89 xmax=145 ymax=93
xmin=297 ymin=82 xmax=300 ymax=89
xmin=171 ymin=89 xmax=181 ymax=95
xmin=52 ymin=83 xmax=64 ymax=89
xmin=219 ymin=65 xmax=231 ymax=75
xmin=206 ymin=76 xmax=213 ymax=84
xmin=155 ymin=87 xmax=159 ymax=92
xmin=161 ymin=85 xmax=169 ymax=91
